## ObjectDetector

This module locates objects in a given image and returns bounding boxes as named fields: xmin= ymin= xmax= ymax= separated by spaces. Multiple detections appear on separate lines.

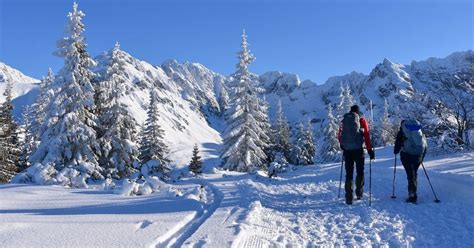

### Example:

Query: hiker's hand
xmin=340 ymin=144 xmax=344 ymax=151
xmin=368 ymin=149 xmax=375 ymax=160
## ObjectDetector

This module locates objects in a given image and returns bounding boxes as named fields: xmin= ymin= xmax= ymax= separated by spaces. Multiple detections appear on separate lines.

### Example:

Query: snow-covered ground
xmin=1 ymin=146 xmax=473 ymax=247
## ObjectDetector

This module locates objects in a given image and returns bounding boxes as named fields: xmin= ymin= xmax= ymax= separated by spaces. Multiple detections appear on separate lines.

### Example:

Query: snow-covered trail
xmin=185 ymin=147 xmax=474 ymax=247
xmin=1 ymin=147 xmax=472 ymax=247
xmin=179 ymin=175 xmax=258 ymax=247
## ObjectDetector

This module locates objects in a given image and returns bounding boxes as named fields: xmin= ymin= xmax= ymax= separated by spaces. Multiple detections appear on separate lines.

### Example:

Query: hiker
xmin=338 ymin=105 xmax=375 ymax=205
xmin=394 ymin=119 xmax=427 ymax=203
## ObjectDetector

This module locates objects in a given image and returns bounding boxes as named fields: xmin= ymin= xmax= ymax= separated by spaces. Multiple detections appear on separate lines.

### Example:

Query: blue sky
xmin=0 ymin=0 xmax=472 ymax=84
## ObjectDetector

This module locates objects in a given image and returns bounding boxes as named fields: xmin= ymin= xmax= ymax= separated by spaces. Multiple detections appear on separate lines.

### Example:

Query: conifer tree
xmin=189 ymin=143 xmax=203 ymax=174
xmin=304 ymin=119 xmax=316 ymax=164
xmin=257 ymin=97 xmax=272 ymax=163
xmin=319 ymin=105 xmax=341 ymax=162
xmin=139 ymin=91 xmax=170 ymax=175
xmin=96 ymin=42 xmax=139 ymax=178
xmin=381 ymin=98 xmax=394 ymax=146
xmin=18 ymin=105 xmax=34 ymax=172
xmin=271 ymin=100 xmax=291 ymax=162
xmin=29 ymin=2 xmax=101 ymax=186
xmin=221 ymin=30 xmax=268 ymax=172
xmin=290 ymin=121 xmax=315 ymax=165
xmin=0 ymin=80 xmax=20 ymax=183
xmin=337 ymin=83 xmax=355 ymax=120
xmin=31 ymin=68 xmax=54 ymax=146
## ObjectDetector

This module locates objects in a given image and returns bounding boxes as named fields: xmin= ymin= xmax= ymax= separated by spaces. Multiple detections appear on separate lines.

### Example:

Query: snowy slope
xmin=2 ymin=147 xmax=472 ymax=247
xmin=94 ymin=49 xmax=223 ymax=168
xmin=161 ymin=59 xmax=229 ymax=118
xmin=0 ymin=62 xmax=39 ymax=118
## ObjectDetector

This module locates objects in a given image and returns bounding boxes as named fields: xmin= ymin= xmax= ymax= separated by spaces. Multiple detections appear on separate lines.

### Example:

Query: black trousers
xmin=344 ymin=149 xmax=365 ymax=201
xmin=400 ymin=152 xmax=423 ymax=196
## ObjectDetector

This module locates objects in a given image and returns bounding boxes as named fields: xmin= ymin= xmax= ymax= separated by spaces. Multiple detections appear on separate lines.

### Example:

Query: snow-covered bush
xmin=18 ymin=163 xmax=58 ymax=185
xmin=267 ymin=162 xmax=282 ymax=178
xmin=428 ymin=131 xmax=466 ymax=154
xmin=115 ymin=179 xmax=140 ymax=196
xmin=141 ymin=160 xmax=169 ymax=179
xmin=57 ymin=168 xmax=89 ymax=188
xmin=113 ymin=176 xmax=166 ymax=196
xmin=183 ymin=185 xmax=209 ymax=203
xmin=102 ymin=178 xmax=116 ymax=191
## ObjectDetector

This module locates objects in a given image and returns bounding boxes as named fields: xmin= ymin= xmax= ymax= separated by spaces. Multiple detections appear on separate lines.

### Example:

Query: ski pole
xmin=338 ymin=155 xmax=344 ymax=198
xmin=369 ymin=158 xmax=372 ymax=206
xmin=421 ymin=162 xmax=441 ymax=203
xmin=391 ymin=154 xmax=397 ymax=199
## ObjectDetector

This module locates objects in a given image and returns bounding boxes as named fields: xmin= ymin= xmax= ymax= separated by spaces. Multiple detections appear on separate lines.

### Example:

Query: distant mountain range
xmin=1 ymin=50 xmax=472 ymax=167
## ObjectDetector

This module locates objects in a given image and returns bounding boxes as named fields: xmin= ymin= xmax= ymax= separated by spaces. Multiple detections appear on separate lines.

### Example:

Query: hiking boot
xmin=406 ymin=193 xmax=417 ymax=203
xmin=346 ymin=199 xmax=353 ymax=205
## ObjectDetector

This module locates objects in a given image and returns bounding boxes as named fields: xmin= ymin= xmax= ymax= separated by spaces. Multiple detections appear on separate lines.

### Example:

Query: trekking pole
xmin=391 ymin=154 xmax=397 ymax=199
xmin=338 ymin=155 xmax=344 ymax=198
xmin=369 ymin=159 xmax=372 ymax=206
xmin=421 ymin=162 xmax=441 ymax=203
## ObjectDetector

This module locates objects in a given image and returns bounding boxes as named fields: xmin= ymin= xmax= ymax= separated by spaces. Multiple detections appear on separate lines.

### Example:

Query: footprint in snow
xmin=135 ymin=220 xmax=154 ymax=232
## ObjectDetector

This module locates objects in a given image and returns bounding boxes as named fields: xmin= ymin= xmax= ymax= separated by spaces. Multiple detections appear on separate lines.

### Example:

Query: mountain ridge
xmin=1 ymin=49 xmax=472 ymax=166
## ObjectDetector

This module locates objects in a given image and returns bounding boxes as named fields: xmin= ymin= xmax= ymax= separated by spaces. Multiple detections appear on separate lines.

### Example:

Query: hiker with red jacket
xmin=338 ymin=105 xmax=375 ymax=205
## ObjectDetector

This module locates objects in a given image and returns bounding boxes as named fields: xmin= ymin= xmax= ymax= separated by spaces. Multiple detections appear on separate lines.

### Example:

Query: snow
xmin=0 ymin=62 xmax=39 ymax=119
xmin=2 ymin=147 xmax=473 ymax=247
xmin=0 ymin=183 xmax=207 ymax=248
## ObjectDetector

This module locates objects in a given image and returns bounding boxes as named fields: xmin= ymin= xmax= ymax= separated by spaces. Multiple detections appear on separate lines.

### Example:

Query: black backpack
xmin=341 ymin=112 xmax=364 ymax=150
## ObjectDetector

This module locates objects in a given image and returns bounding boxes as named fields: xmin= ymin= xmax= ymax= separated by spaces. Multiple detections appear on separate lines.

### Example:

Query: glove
xmin=340 ymin=144 xmax=345 ymax=151
xmin=368 ymin=149 xmax=375 ymax=160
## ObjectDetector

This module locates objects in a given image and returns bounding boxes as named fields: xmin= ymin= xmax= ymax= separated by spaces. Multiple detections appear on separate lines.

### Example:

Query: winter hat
xmin=350 ymin=105 xmax=360 ymax=114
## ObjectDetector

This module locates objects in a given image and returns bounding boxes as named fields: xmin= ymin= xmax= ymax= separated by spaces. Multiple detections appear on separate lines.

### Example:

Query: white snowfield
xmin=1 ymin=146 xmax=473 ymax=247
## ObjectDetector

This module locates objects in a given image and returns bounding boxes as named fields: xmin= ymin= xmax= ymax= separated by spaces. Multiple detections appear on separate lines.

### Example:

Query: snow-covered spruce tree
xmin=139 ymin=90 xmax=170 ymax=177
xmin=257 ymin=97 xmax=272 ymax=163
xmin=271 ymin=99 xmax=292 ymax=163
xmin=30 ymin=68 xmax=54 ymax=146
xmin=318 ymin=105 xmax=341 ymax=163
xmin=221 ymin=30 xmax=268 ymax=172
xmin=0 ymin=80 xmax=20 ymax=183
xmin=337 ymin=83 xmax=355 ymax=120
xmin=290 ymin=121 xmax=315 ymax=165
xmin=380 ymin=98 xmax=394 ymax=146
xmin=18 ymin=105 xmax=34 ymax=172
xmin=189 ymin=143 xmax=203 ymax=174
xmin=304 ymin=119 xmax=316 ymax=164
xmin=28 ymin=2 xmax=101 ymax=187
xmin=96 ymin=42 xmax=139 ymax=179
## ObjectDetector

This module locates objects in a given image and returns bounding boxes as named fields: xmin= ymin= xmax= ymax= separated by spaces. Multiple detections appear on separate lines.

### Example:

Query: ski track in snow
xmin=153 ymin=180 xmax=223 ymax=248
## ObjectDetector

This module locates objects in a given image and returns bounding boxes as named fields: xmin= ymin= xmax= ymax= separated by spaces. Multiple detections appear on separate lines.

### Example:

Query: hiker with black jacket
xmin=394 ymin=120 xmax=428 ymax=203
xmin=338 ymin=105 xmax=375 ymax=205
